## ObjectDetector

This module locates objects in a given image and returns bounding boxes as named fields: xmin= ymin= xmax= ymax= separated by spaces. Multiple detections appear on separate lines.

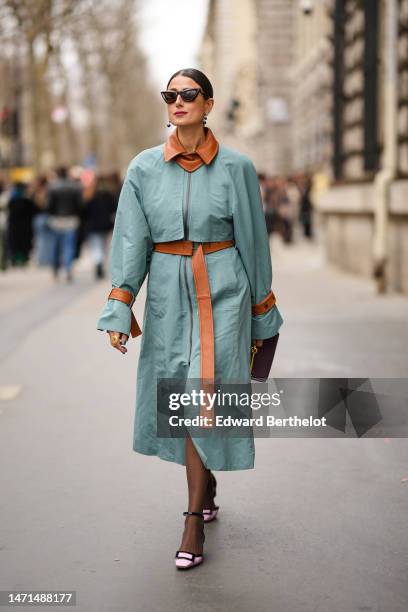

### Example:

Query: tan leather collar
xmin=163 ymin=127 xmax=219 ymax=170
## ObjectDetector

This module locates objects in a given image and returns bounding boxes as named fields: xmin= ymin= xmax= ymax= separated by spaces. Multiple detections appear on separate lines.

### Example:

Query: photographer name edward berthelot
xmin=168 ymin=415 xmax=328 ymax=428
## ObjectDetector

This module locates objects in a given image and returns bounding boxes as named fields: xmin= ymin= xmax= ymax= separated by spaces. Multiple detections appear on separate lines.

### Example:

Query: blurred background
xmin=0 ymin=0 xmax=407 ymax=370
xmin=0 ymin=0 xmax=407 ymax=296
xmin=0 ymin=0 xmax=407 ymax=291
xmin=1 ymin=3 xmax=408 ymax=611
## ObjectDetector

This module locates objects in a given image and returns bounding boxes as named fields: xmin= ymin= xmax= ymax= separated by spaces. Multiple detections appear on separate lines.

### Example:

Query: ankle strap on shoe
xmin=183 ymin=511 xmax=204 ymax=518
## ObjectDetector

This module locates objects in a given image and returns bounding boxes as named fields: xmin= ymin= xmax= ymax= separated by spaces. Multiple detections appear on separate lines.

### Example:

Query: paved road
xmin=0 ymin=238 xmax=407 ymax=612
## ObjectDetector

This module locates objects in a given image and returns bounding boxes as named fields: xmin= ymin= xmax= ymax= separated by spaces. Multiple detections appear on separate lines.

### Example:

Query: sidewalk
xmin=0 ymin=243 xmax=97 ymax=363
xmin=0 ymin=235 xmax=407 ymax=612
xmin=0 ymin=242 xmax=96 ymax=317
xmin=269 ymin=233 xmax=408 ymax=377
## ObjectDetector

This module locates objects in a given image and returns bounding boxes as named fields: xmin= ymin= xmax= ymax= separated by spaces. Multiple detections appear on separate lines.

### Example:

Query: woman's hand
xmin=252 ymin=339 xmax=264 ymax=348
xmin=108 ymin=331 xmax=129 ymax=354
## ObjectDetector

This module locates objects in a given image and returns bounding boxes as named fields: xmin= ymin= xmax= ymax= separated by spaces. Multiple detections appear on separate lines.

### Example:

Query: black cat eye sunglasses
xmin=160 ymin=88 xmax=205 ymax=104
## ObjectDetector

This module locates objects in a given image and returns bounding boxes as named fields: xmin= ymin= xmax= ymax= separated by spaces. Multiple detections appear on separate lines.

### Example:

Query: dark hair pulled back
xmin=166 ymin=68 xmax=213 ymax=99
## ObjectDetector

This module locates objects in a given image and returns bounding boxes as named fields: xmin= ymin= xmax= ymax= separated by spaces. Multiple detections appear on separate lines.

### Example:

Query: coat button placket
xmin=182 ymin=170 xmax=193 ymax=366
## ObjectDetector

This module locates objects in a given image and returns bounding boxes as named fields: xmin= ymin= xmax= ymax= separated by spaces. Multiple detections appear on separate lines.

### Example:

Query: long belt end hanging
xmin=191 ymin=244 xmax=216 ymax=429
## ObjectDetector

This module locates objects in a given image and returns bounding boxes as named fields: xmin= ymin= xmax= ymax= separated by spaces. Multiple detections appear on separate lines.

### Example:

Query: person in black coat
xmin=299 ymin=175 xmax=314 ymax=239
xmin=83 ymin=174 xmax=118 ymax=279
xmin=7 ymin=182 xmax=37 ymax=266
xmin=46 ymin=167 xmax=83 ymax=281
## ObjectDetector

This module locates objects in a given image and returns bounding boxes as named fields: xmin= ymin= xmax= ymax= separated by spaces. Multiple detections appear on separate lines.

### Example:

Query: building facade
xmin=200 ymin=0 xmax=408 ymax=293
xmin=317 ymin=0 xmax=408 ymax=293
xmin=200 ymin=0 xmax=294 ymax=174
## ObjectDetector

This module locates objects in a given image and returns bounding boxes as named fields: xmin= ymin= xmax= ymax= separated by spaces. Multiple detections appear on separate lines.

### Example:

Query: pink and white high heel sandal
xmin=203 ymin=506 xmax=219 ymax=523
xmin=174 ymin=511 xmax=205 ymax=570
xmin=203 ymin=473 xmax=219 ymax=523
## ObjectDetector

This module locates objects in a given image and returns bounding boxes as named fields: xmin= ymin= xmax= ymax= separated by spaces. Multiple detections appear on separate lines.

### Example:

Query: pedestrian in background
xmin=275 ymin=177 xmax=291 ymax=243
xmin=31 ymin=175 xmax=53 ymax=267
xmin=6 ymin=182 xmax=36 ymax=266
xmin=286 ymin=176 xmax=302 ymax=243
xmin=107 ymin=170 xmax=122 ymax=204
xmin=74 ymin=168 xmax=93 ymax=262
xmin=259 ymin=173 xmax=276 ymax=236
xmin=46 ymin=166 xmax=83 ymax=282
xmin=83 ymin=173 xmax=117 ymax=280
xmin=299 ymin=175 xmax=314 ymax=239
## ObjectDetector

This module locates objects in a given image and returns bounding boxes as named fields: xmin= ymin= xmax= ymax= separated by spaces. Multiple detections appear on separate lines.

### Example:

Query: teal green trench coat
xmin=96 ymin=142 xmax=284 ymax=470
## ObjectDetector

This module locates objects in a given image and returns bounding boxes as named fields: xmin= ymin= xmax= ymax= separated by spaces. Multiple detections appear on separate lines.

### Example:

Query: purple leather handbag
xmin=250 ymin=333 xmax=280 ymax=382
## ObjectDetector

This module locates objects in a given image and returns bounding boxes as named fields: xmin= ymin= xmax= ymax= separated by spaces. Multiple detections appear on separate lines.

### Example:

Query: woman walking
xmin=97 ymin=68 xmax=283 ymax=569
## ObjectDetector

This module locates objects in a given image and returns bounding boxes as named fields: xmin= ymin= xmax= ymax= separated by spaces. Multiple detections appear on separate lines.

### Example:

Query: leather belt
xmin=107 ymin=287 xmax=142 ymax=338
xmin=153 ymin=239 xmax=235 ymax=427
xmin=252 ymin=289 xmax=276 ymax=315
xmin=106 ymin=239 xmax=277 ymax=429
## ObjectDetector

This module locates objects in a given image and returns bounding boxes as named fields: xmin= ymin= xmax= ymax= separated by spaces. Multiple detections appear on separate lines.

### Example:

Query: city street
xmin=0 ymin=236 xmax=407 ymax=612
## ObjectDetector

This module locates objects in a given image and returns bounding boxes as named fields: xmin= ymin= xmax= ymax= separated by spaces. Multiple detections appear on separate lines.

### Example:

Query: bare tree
xmin=0 ymin=0 xmax=161 ymax=173
xmin=69 ymin=0 xmax=162 ymax=172
xmin=0 ymin=0 xmax=83 ymax=170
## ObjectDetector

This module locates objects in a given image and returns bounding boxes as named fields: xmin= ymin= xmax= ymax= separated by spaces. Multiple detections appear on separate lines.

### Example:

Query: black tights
xmin=178 ymin=434 xmax=214 ymax=554
xmin=185 ymin=433 xmax=211 ymax=512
